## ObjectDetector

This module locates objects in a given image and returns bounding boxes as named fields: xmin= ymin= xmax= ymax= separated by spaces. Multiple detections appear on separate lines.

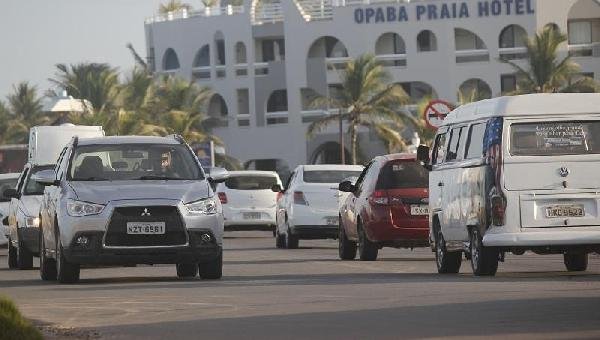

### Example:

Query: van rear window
xmin=225 ymin=176 xmax=277 ymax=190
xmin=510 ymin=121 xmax=600 ymax=156
xmin=377 ymin=161 xmax=429 ymax=189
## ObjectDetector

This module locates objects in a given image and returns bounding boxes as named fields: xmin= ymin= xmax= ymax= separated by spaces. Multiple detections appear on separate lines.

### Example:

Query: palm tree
xmin=49 ymin=63 xmax=121 ymax=113
xmin=2 ymin=82 xmax=47 ymax=143
xmin=308 ymin=54 xmax=410 ymax=164
xmin=159 ymin=0 xmax=192 ymax=14
xmin=503 ymin=27 xmax=599 ymax=94
xmin=201 ymin=0 xmax=218 ymax=8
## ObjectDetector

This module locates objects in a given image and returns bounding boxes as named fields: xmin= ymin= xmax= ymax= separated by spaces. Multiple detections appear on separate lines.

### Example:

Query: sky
xmin=0 ymin=0 xmax=167 ymax=99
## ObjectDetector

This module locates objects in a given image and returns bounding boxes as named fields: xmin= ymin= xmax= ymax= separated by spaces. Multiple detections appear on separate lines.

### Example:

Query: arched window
xmin=208 ymin=94 xmax=229 ymax=117
xmin=267 ymin=89 xmax=288 ymax=112
xmin=398 ymin=82 xmax=437 ymax=103
xmin=417 ymin=30 xmax=437 ymax=52
xmin=459 ymin=79 xmax=492 ymax=102
xmin=214 ymin=31 xmax=226 ymax=66
xmin=307 ymin=36 xmax=349 ymax=58
xmin=375 ymin=33 xmax=406 ymax=67
xmin=455 ymin=28 xmax=489 ymax=62
xmin=311 ymin=142 xmax=350 ymax=165
xmin=499 ymin=25 xmax=527 ymax=48
xmin=235 ymin=42 xmax=247 ymax=64
xmin=163 ymin=48 xmax=180 ymax=70
xmin=193 ymin=45 xmax=210 ymax=67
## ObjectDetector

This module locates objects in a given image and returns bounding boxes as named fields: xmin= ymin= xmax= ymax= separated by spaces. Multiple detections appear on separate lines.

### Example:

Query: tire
xmin=16 ymin=239 xmax=34 ymax=270
xmin=39 ymin=230 xmax=57 ymax=281
xmin=275 ymin=230 xmax=285 ymax=249
xmin=56 ymin=230 xmax=80 ymax=284
xmin=338 ymin=218 xmax=357 ymax=260
xmin=285 ymin=224 xmax=299 ymax=249
xmin=198 ymin=250 xmax=223 ymax=280
xmin=357 ymin=222 xmax=378 ymax=261
xmin=564 ymin=252 xmax=588 ymax=272
xmin=469 ymin=228 xmax=498 ymax=276
xmin=176 ymin=263 xmax=198 ymax=278
xmin=7 ymin=238 xmax=17 ymax=269
xmin=434 ymin=229 xmax=462 ymax=274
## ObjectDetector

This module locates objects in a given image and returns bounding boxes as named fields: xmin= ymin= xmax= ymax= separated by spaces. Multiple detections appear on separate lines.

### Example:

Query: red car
xmin=338 ymin=154 xmax=430 ymax=261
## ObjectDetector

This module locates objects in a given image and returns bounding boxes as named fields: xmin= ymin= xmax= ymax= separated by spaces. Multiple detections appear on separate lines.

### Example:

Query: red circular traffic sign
xmin=423 ymin=100 xmax=453 ymax=130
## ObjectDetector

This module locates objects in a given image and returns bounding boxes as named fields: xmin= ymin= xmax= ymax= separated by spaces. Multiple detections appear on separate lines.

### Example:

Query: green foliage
xmin=502 ymin=26 xmax=600 ymax=94
xmin=308 ymin=54 xmax=411 ymax=164
xmin=0 ymin=296 xmax=43 ymax=340
xmin=159 ymin=0 xmax=192 ymax=14
xmin=0 ymin=82 xmax=46 ymax=144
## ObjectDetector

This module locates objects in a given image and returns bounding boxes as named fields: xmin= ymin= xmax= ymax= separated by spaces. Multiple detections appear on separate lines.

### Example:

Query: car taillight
xmin=370 ymin=190 xmax=389 ymax=205
xmin=293 ymin=191 xmax=309 ymax=205
xmin=217 ymin=192 xmax=228 ymax=204
xmin=276 ymin=192 xmax=283 ymax=202
xmin=491 ymin=195 xmax=505 ymax=226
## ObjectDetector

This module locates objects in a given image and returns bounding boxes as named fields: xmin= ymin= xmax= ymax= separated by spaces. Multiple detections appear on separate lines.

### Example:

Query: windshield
xmin=510 ymin=121 xmax=600 ymax=156
xmin=225 ymin=175 xmax=277 ymax=190
xmin=377 ymin=161 xmax=429 ymax=189
xmin=24 ymin=165 xmax=54 ymax=195
xmin=0 ymin=178 xmax=18 ymax=200
xmin=68 ymin=144 xmax=203 ymax=181
xmin=303 ymin=170 xmax=363 ymax=184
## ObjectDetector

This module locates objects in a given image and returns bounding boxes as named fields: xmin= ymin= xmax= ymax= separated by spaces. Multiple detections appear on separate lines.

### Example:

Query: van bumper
xmin=483 ymin=229 xmax=600 ymax=247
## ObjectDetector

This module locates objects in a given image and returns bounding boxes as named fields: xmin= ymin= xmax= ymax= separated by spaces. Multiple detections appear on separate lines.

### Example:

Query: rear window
xmin=224 ymin=176 xmax=277 ymax=190
xmin=303 ymin=170 xmax=363 ymax=184
xmin=377 ymin=161 xmax=429 ymax=189
xmin=510 ymin=121 xmax=600 ymax=156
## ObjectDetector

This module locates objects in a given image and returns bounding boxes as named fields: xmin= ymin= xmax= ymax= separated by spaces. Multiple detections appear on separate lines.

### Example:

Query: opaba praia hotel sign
xmin=354 ymin=0 xmax=535 ymax=24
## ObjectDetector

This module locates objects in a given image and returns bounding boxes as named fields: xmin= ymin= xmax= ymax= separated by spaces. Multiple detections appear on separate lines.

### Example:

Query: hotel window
xmin=267 ymin=90 xmax=288 ymax=113
xmin=569 ymin=21 xmax=592 ymax=45
xmin=501 ymin=75 xmax=517 ymax=94
xmin=417 ymin=30 xmax=437 ymax=52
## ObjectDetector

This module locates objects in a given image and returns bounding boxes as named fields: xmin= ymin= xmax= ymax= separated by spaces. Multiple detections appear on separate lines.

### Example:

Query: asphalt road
xmin=1 ymin=231 xmax=600 ymax=339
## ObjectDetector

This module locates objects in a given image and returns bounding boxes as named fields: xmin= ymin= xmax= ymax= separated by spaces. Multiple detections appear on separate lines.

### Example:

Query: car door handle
xmin=438 ymin=182 xmax=444 ymax=187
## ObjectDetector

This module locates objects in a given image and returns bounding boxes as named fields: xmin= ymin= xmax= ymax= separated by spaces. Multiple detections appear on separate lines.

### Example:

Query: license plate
xmin=126 ymin=222 xmax=165 ymax=235
xmin=326 ymin=217 xmax=338 ymax=225
xmin=243 ymin=212 xmax=261 ymax=220
xmin=410 ymin=205 xmax=429 ymax=216
xmin=545 ymin=205 xmax=584 ymax=218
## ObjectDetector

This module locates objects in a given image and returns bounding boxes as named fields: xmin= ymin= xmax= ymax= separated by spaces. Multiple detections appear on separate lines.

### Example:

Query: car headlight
xmin=24 ymin=216 xmax=40 ymax=228
xmin=185 ymin=197 xmax=218 ymax=216
xmin=66 ymin=199 xmax=105 ymax=217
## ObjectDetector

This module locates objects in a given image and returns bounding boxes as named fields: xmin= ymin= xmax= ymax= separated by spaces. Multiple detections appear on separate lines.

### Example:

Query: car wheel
xmin=7 ymin=238 xmax=18 ymax=269
xmin=275 ymin=229 xmax=285 ymax=249
xmin=564 ymin=252 xmax=588 ymax=272
xmin=338 ymin=217 xmax=356 ymax=260
xmin=469 ymin=228 xmax=498 ymax=276
xmin=285 ymin=226 xmax=299 ymax=249
xmin=39 ymin=230 xmax=57 ymax=281
xmin=55 ymin=230 xmax=80 ymax=284
xmin=198 ymin=250 xmax=223 ymax=280
xmin=16 ymin=237 xmax=34 ymax=270
xmin=176 ymin=263 xmax=198 ymax=278
xmin=435 ymin=229 xmax=462 ymax=274
xmin=357 ymin=222 xmax=378 ymax=261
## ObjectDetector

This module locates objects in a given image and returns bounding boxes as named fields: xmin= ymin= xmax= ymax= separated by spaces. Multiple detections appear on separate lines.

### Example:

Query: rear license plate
xmin=326 ymin=217 xmax=338 ymax=225
xmin=243 ymin=212 xmax=261 ymax=220
xmin=545 ymin=205 xmax=584 ymax=218
xmin=410 ymin=205 xmax=429 ymax=216
xmin=126 ymin=222 xmax=165 ymax=235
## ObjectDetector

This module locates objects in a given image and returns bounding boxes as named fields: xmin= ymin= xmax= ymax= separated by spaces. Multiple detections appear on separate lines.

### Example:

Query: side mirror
xmin=3 ymin=188 xmax=19 ymax=200
xmin=338 ymin=180 xmax=355 ymax=193
xmin=32 ymin=169 xmax=59 ymax=186
xmin=2 ymin=216 xmax=8 ymax=226
xmin=271 ymin=184 xmax=283 ymax=193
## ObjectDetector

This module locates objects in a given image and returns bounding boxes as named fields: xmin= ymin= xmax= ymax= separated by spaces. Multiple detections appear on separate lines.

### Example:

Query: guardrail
xmin=376 ymin=53 xmax=407 ymax=67
xmin=498 ymin=46 xmax=528 ymax=60
xmin=569 ymin=43 xmax=600 ymax=58
xmin=455 ymin=49 xmax=490 ymax=63
xmin=252 ymin=3 xmax=284 ymax=25
xmin=145 ymin=5 xmax=244 ymax=24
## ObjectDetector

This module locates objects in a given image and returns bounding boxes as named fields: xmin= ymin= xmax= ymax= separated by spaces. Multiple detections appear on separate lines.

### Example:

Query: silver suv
xmin=36 ymin=135 xmax=225 ymax=283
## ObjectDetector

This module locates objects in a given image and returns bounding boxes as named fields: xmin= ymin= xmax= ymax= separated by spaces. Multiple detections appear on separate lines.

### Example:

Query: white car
xmin=215 ymin=171 xmax=282 ymax=231
xmin=0 ymin=173 xmax=20 ymax=246
xmin=274 ymin=164 xmax=364 ymax=249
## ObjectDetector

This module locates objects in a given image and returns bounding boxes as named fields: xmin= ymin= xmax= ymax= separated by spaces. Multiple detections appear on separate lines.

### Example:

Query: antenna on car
xmin=72 ymin=136 xmax=79 ymax=147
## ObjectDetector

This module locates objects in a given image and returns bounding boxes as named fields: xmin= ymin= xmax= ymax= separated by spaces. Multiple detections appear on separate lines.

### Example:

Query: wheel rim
xmin=471 ymin=231 xmax=480 ymax=271
xmin=436 ymin=234 xmax=444 ymax=268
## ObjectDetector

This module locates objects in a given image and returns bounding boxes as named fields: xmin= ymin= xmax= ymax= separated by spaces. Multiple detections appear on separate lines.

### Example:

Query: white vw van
xmin=417 ymin=93 xmax=600 ymax=276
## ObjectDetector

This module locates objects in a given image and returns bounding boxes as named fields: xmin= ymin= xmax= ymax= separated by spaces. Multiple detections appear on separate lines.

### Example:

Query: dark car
xmin=338 ymin=154 xmax=429 ymax=261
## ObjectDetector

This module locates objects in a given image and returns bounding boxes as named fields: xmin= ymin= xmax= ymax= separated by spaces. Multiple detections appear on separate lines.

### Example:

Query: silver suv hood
xmin=69 ymin=180 xmax=211 ymax=204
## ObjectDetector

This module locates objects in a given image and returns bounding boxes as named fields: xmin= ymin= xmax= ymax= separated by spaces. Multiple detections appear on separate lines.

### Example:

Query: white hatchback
xmin=274 ymin=164 xmax=364 ymax=249
xmin=215 ymin=171 xmax=282 ymax=231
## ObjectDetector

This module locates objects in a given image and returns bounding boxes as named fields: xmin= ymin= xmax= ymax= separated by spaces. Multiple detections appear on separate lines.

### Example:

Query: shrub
xmin=0 ymin=296 xmax=42 ymax=340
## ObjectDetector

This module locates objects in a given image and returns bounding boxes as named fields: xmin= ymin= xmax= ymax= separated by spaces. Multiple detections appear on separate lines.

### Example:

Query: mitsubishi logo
xmin=559 ymin=167 xmax=570 ymax=178
xmin=141 ymin=208 xmax=151 ymax=217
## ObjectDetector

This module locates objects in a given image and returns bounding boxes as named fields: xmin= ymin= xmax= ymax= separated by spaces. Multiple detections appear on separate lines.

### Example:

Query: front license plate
xmin=126 ymin=222 xmax=166 ymax=235
xmin=410 ymin=205 xmax=429 ymax=216
xmin=545 ymin=205 xmax=584 ymax=218
xmin=243 ymin=212 xmax=261 ymax=220
xmin=326 ymin=217 xmax=338 ymax=225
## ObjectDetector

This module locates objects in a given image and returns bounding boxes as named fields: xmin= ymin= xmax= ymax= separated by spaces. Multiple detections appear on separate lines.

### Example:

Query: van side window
xmin=446 ymin=127 xmax=465 ymax=161
xmin=465 ymin=123 xmax=487 ymax=159
xmin=432 ymin=133 xmax=447 ymax=165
